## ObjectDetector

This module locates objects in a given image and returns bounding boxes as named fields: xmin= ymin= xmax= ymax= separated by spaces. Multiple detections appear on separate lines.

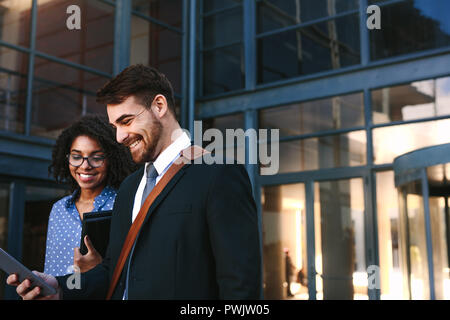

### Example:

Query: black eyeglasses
xmin=67 ymin=154 xmax=106 ymax=168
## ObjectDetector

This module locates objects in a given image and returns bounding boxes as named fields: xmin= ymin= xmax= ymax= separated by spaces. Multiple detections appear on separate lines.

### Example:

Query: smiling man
xmin=7 ymin=64 xmax=261 ymax=300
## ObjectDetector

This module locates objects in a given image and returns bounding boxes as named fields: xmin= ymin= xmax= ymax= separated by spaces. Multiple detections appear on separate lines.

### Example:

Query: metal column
xmin=113 ymin=0 xmax=131 ymax=75
xmin=421 ymin=168 xmax=436 ymax=300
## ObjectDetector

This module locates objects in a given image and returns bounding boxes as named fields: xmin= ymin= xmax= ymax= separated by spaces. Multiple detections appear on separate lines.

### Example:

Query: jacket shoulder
xmin=118 ymin=165 xmax=144 ymax=191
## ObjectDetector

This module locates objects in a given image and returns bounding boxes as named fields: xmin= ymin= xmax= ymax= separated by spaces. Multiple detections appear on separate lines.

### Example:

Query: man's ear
xmin=152 ymin=94 xmax=168 ymax=119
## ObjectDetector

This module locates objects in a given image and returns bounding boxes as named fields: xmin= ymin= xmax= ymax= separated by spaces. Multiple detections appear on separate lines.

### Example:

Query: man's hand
xmin=6 ymin=271 xmax=61 ymax=300
xmin=74 ymin=235 xmax=102 ymax=273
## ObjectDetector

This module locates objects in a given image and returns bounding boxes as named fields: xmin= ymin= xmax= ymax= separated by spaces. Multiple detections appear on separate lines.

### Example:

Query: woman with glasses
xmin=45 ymin=115 xmax=136 ymax=277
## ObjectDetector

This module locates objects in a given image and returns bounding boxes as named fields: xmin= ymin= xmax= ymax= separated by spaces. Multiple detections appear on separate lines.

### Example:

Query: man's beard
xmin=133 ymin=117 xmax=163 ymax=164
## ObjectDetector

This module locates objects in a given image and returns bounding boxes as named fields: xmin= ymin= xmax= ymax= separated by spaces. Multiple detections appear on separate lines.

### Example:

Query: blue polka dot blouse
xmin=44 ymin=185 xmax=117 ymax=276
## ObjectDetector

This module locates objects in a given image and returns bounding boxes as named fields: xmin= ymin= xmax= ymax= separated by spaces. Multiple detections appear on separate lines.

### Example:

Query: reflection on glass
xmin=204 ymin=7 xmax=242 ymax=48
xmin=262 ymin=184 xmax=308 ymax=299
xmin=36 ymin=0 xmax=114 ymax=74
xmin=372 ymin=119 xmax=450 ymax=164
xmin=257 ymin=13 xmax=360 ymax=84
xmin=130 ymin=16 xmax=182 ymax=93
xmin=259 ymin=93 xmax=364 ymax=137
xmin=427 ymin=164 xmax=450 ymax=300
xmin=376 ymin=171 xmax=405 ymax=299
xmin=257 ymin=0 xmax=358 ymax=34
xmin=32 ymin=58 xmax=109 ymax=139
xmin=314 ymin=178 xmax=366 ymax=300
xmin=203 ymin=113 xmax=244 ymax=136
xmin=398 ymin=181 xmax=430 ymax=299
xmin=274 ymin=131 xmax=366 ymax=173
xmin=0 ymin=183 xmax=9 ymax=300
xmin=0 ymin=47 xmax=28 ymax=134
xmin=202 ymin=114 xmax=244 ymax=158
xmin=203 ymin=0 xmax=242 ymax=13
xmin=132 ymin=0 xmax=182 ymax=28
xmin=203 ymin=44 xmax=244 ymax=95
xmin=0 ymin=0 xmax=32 ymax=47
xmin=370 ymin=0 xmax=450 ymax=60
xmin=372 ymin=76 xmax=450 ymax=124
xmin=22 ymin=186 xmax=68 ymax=273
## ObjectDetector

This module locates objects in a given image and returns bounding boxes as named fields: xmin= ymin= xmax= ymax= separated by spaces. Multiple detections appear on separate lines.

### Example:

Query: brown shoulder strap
xmin=106 ymin=145 xmax=207 ymax=300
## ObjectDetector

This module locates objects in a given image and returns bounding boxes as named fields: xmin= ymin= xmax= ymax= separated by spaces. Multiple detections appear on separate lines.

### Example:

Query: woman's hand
xmin=73 ymin=235 xmax=103 ymax=273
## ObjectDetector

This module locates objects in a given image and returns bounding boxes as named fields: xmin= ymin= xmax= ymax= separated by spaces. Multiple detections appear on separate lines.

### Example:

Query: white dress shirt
xmin=131 ymin=132 xmax=191 ymax=223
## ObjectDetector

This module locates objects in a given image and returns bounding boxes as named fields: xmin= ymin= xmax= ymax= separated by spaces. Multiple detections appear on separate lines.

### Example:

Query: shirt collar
xmin=65 ymin=185 xmax=115 ymax=210
xmin=146 ymin=132 xmax=191 ymax=177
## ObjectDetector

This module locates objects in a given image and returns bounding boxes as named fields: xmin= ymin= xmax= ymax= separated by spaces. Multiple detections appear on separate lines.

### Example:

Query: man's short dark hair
xmin=96 ymin=64 xmax=176 ymax=116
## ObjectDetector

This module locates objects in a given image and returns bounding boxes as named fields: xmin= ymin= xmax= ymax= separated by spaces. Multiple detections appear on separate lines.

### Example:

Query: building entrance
xmin=394 ymin=143 xmax=450 ymax=300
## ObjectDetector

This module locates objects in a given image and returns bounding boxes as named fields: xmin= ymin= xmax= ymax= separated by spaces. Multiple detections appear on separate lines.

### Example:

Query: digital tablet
xmin=80 ymin=210 xmax=112 ymax=257
xmin=0 ymin=248 xmax=57 ymax=296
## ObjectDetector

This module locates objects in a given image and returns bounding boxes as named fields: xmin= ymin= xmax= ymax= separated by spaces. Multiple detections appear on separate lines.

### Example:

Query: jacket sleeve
xmin=206 ymin=163 xmax=262 ymax=299
xmin=56 ymin=247 xmax=110 ymax=300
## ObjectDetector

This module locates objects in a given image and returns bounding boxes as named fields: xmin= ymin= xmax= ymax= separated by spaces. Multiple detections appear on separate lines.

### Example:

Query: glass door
xmin=261 ymin=183 xmax=308 ymax=299
xmin=0 ymin=183 xmax=9 ymax=299
xmin=426 ymin=164 xmax=450 ymax=300
xmin=314 ymin=178 xmax=368 ymax=300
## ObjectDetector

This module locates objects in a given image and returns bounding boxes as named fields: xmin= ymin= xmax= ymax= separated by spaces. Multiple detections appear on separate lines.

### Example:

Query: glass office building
xmin=0 ymin=0 xmax=448 ymax=299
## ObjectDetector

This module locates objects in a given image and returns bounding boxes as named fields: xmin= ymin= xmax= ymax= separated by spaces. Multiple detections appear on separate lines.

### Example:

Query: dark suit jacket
xmin=57 ymin=158 xmax=261 ymax=299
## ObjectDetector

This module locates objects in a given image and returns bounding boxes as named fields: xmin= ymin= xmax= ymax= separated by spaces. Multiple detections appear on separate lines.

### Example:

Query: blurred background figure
xmin=284 ymin=248 xmax=296 ymax=297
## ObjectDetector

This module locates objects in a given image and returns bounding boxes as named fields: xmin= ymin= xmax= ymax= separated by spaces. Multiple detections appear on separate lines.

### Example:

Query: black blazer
xmin=57 ymin=159 xmax=261 ymax=299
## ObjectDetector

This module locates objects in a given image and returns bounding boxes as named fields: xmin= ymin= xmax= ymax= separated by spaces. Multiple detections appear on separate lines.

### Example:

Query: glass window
xmin=0 ymin=47 xmax=28 ymax=134
xmin=262 ymin=183 xmax=308 ymax=299
xmin=204 ymin=7 xmax=242 ymax=48
xmin=201 ymin=113 xmax=245 ymax=163
xmin=257 ymin=0 xmax=359 ymax=34
xmin=372 ymin=119 xmax=450 ymax=164
xmin=370 ymin=0 xmax=450 ymax=61
xmin=31 ymin=58 xmax=110 ymax=139
xmin=0 ymin=0 xmax=32 ymax=47
xmin=259 ymin=93 xmax=364 ymax=137
xmin=202 ymin=113 xmax=244 ymax=147
xmin=130 ymin=17 xmax=182 ymax=94
xmin=257 ymin=13 xmax=360 ymax=84
xmin=372 ymin=76 xmax=450 ymax=124
xmin=36 ymin=0 xmax=115 ymax=74
xmin=22 ymin=185 xmax=68 ymax=273
xmin=368 ymin=0 xmax=392 ymax=4
xmin=202 ymin=113 xmax=244 ymax=136
xmin=0 ymin=183 xmax=10 ymax=300
xmin=132 ymin=0 xmax=182 ymax=28
xmin=314 ymin=178 xmax=367 ymax=300
xmin=203 ymin=44 xmax=244 ymax=95
xmin=271 ymin=131 xmax=366 ymax=174
xmin=203 ymin=0 xmax=241 ymax=13
xmin=376 ymin=171 xmax=405 ymax=299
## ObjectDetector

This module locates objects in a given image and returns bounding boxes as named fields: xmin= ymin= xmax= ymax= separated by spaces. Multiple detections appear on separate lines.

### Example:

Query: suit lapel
xmin=119 ymin=167 xmax=144 ymax=238
xmin=141 ymin=163 xmax=190 ymax=226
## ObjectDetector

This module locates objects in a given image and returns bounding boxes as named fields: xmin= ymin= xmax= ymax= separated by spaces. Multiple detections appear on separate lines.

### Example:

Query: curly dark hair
xmin=48 ymin=114 xmax=138 ymax=192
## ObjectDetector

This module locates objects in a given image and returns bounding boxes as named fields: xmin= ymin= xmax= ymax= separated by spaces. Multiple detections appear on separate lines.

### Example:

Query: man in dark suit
xmin=7 ymin=65 xmax=261 ymax=300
